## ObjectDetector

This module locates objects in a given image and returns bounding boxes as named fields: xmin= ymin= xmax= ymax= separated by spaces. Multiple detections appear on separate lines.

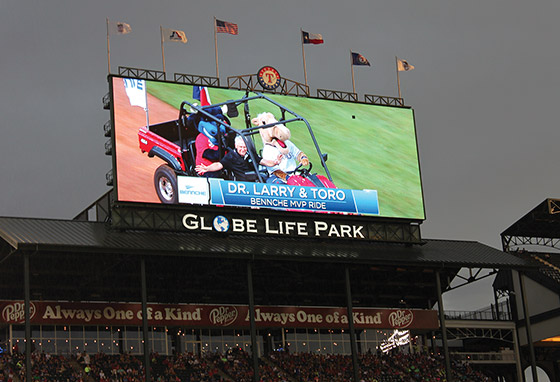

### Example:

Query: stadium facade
xmin=1 ymin=70 xmax=557 ymax=382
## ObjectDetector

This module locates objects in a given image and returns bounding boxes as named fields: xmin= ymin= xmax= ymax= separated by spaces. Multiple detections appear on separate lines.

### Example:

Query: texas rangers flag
xmin=193 ymin=86 xmax=211 ymax=106
xmin=302 ymin=31 xmax=324 ymax=44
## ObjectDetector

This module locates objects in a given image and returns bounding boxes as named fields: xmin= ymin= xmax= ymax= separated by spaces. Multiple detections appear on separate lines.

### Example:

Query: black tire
xmin=154 ymin=165 xmax=178 ymax=204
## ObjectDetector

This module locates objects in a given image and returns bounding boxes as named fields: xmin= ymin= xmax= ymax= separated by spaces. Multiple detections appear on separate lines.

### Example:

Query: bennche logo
xmin=388 ymin=310 xmax=414 ymax=329
xmin=209 ymin=306 xmax=238 ymax=326
xmin=2 ymin=302 xmax=36 ymax=323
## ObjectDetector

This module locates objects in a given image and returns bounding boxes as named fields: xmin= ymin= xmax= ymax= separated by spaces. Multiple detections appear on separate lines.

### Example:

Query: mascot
xmin=251 ymin=112 xmax=309 ymax=184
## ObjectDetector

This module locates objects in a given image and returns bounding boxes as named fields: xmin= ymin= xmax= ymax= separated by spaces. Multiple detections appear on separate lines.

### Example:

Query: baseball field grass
xmin=146 ymin=82 xmax=424 ymax=219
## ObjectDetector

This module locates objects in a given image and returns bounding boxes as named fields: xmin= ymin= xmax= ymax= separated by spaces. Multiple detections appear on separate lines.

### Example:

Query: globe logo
xmin=213 ymin=215 xmax=230 ymax=232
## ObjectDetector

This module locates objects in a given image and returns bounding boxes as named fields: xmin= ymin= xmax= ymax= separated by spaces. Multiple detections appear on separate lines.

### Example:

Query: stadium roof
xmin=0 ymin=217 xmax=530 ymax=268
xmin=502 ymin=198 xmax=560 ymax=239
xmin=0 ymin=216 xmax=533 ymax=309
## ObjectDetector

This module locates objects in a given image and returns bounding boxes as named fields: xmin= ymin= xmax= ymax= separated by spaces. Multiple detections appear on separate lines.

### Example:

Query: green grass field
xmin=146 ymin=82 xmax=424 ymax=219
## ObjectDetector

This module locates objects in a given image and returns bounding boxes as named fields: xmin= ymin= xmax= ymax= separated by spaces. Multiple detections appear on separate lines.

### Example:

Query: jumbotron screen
xmin=111 ymin=76 xmax=425 ymax=220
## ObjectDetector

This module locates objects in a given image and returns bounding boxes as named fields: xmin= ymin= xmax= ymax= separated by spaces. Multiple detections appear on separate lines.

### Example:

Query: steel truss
xmin=227 ymin=74 xmax=310 ymax=97
xmin=316 ymin=89 xmax=358 ymax=102
xmin=445 ymin=268 xmax=498 ymax=292
xmin=446 ymin=327 xmax=514 ymax=343
xmin=364 ymin=94 xmax=405 ymax=107
xmin=108 ymin=205 xmax=423 ymax=244
xmin=502 ymin=235 xmax=560 ymax=252
xmin=174 ymin=73 xmax=219 ymax=87
xmin=118 ymin=66 xmax=166 ymax=81
xmin=369 ymin=222 xmax=421 ymax=243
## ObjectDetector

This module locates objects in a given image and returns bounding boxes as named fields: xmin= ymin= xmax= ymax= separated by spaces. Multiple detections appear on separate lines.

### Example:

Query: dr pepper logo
xmin=388 ymin=310 xmax=414 ymax=329
xmin=209 ymin=306 xmax=238 ymax=327
xmin=2 ymin=302 xmax=36 ymax=323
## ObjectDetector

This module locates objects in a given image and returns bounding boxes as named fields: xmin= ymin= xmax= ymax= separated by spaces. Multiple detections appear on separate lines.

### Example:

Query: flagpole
xmin=214 ymin=17 xmax=219 ymax=79
xmin=396 ymin=56 xmax=402 ymax=99
xmin=106 ymin=18 xmax=111 ymax=74
xmin=301 ymin=28 xmax=308 ymax=87
xmin=144 ymin=81 xmax=150 ymax=130
xmin=350 ymin=50 xmax=356 ymax=94
xmin=160 ymin=26 xmax=166 ymax=76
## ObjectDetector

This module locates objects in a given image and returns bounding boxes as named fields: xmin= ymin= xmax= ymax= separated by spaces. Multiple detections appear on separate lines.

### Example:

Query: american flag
xmin=216 ymin=19 xmax=238 ymax=35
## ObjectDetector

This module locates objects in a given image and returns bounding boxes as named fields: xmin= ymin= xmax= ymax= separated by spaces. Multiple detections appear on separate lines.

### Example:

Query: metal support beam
xmin=493 ymin=288 xmax=501 ymax=320
xmin=345 ymin=266 xmax=360 ymax=382
xmin=24 ymin=252 xmax=31 ymax=382
xmin=512 ymin=324 xmax=523 ymax=382
xmin=436 ymin=271 xmax=453 ymax=382
xmin=141 ymin=258 xmax=151 ymax=382
xmin=518 ymin=271 xmax=538 ymax=382
xmin=247 ymin=261 xmax=259 ymax=382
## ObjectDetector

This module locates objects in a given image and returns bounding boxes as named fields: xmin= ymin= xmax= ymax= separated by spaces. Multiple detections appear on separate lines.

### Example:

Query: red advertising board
xmin=0 ymin=301 xmax=438 ymax=330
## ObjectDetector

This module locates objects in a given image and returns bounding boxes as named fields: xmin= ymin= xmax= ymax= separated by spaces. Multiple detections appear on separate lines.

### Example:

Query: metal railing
xmin=227 ymin=74 xmax=310 ymax=97
xmin=445 ymin=301 xmax=512 ymax=321
xmin=118 ymin=66 xmax=166 ymax=81
xmin=364 ymin=93 xmax=405 ymax=107
xmin=317 ymin=89 xmax=358 ymax=102
xmin=451 ymin=351 xmax=516 ymax=363
xmin=174 ymin=73 xmax=220 ymax=87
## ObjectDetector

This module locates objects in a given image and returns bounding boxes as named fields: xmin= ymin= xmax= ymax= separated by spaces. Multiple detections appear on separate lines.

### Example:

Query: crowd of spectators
xmin=0 ymin=352 xmax=84 ymax=382
xmin=0 ymin=349 xmax=493 ymax=382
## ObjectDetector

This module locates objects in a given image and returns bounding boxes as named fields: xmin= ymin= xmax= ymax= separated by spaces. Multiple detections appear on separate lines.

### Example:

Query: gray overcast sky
xmin=1 ymin=0 xmax=559 ymax=310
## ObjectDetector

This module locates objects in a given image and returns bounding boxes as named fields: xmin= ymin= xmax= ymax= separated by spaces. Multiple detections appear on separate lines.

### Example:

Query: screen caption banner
xmin=209 ymin=179 xmax=379 ymax=215
xmin=0 ymin=301 xmax=438 ymax=330
xmin=177 ymin=176 xmax=379 ymax=216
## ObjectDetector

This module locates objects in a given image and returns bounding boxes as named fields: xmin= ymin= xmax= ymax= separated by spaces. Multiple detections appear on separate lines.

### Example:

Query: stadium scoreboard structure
xmin=108 ymin=73 xmax=425 ymax=245
xmin=0 ymin=68 xmax=540 ymax=382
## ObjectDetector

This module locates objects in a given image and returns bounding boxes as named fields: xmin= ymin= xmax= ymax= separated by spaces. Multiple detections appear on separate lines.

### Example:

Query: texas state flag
xmin=192 ymin=86 xmax=211 ymax=106
xmin=302 ymin=30 xmax=324 ymax=44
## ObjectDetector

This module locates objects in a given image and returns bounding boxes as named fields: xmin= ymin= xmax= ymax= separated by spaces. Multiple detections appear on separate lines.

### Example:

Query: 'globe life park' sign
xmin=184 ymin=213 xmax=366 ymax=239
xmin=177 ymin=210 xmax=409 ymax=242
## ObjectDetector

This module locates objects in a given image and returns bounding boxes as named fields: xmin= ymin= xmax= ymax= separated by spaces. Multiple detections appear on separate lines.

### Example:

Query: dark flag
xmin=351 ymin=52 xmax=371 ymax=66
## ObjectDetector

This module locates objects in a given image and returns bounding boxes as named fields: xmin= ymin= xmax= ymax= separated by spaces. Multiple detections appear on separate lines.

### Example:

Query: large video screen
xmin=112 ymin=76 xmax=425 ymax=220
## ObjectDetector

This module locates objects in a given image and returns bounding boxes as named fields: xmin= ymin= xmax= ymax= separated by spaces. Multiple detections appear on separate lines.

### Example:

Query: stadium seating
xmin=0 ymin=350 xmax=493 ymax=382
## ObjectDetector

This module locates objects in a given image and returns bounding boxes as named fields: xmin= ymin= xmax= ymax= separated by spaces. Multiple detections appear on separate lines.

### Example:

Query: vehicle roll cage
xmin=178 ymin=92 xmax=332 ymax=183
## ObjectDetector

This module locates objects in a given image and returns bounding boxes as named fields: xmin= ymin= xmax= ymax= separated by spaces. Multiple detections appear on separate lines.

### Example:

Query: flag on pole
xmin=123 ymin=78 xmax=147 ymax=109
xmin=193 ymin=86 xmax=211 ymax=106
xmin=351 ymin=52 xmax=371 ymax=66
xmin=302 ymin=31 xmax=324 ymax=44
xmin=162 ymin=28 xmax=187 ymax=43
xmin=108 ymin=21 xmax=131 ymax=35
xmin=397 ymin=58 xmax=415 ymax=71
xmin=216 ymin=19 xmax=239 ymax=35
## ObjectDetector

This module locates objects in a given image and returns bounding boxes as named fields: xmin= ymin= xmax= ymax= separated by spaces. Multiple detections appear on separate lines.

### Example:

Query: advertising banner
xmin=112 ymin=77 xmax=424 ymax=220
xmin=0 ymin=301 xmax=438 ymax=330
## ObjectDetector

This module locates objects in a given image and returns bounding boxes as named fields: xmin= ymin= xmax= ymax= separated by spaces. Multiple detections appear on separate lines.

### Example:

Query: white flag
xmin=108 ymin=21 xmax=131 ymax=35
xmin=397 ymin=58 xmax=415 ymax=71
xmin=123 ymin=78 xmax=146 ymax=109
xmin=162 ymin=28 xmax=188 ymax=43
